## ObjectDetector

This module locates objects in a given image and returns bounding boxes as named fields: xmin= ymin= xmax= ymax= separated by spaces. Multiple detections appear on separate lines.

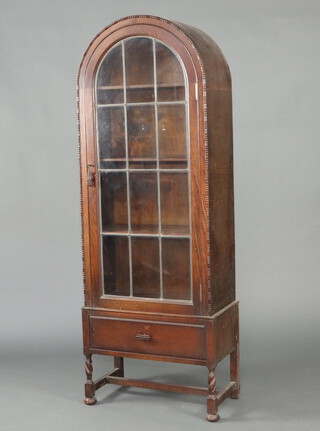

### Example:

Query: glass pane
xmin=95 ymin=37 xmax=192 ymax=301
xmin=127 ymin=106 xmax=156 ymax=169
xmin=132 ymin=237 xmax=160 ymax=298
xmin=160 ymin=173 xmax=189 ymax=235
xmin=127 ymin=86 xmax=154 ymax=103
xmin=156 ymin=41 xmax=185 ymax=102
xmin=158 ymin=105 xmax=187 ymax=169
xmin=162 ymin=238 xmax=191 ymax=300
xmin=130 ymin=172 xmax=158 ymax=233
xmin=100 ymin=172 xmax=128 ymax=233
xmin=97 ymin=43 xmax=123 ymax=104
xmin=103 ymin=236 xmax=130 ymax=296
xmin=125 ymin=37 xmax=154 ymax=102
xmin=97 ymin=107 xmax=126 ymax=169
xmin=97 ymin=88 xmax=123 ymax=105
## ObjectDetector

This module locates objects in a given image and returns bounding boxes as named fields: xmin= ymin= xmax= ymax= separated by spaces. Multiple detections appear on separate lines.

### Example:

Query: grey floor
xmin=2 ymin=336 xmax=320 ymax=431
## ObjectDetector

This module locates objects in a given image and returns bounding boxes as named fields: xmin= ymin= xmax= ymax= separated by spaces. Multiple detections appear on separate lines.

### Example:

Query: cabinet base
xmin=82 ymin=302 xmax=240 ymax=421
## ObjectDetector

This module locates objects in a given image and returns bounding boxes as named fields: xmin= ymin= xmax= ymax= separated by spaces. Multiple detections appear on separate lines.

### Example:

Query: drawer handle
xmin=136 ymin=333 xmax=151 ymax=342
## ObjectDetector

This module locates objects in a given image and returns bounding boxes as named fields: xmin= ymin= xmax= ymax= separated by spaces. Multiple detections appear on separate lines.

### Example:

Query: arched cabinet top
xmin=78 ymin=15 xmax=231 ymax=94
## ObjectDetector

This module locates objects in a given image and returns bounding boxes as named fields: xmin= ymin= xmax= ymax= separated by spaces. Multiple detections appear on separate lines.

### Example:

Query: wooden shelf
xmin=101 ymin=224 xmax=190 ymax=237
xmin=98 ymin=84 xmax=184 ymax=90
xmin=161 ymin=225 xmax=189 ymax=236
xmin=100 ymin=157 xmax=187 ymax=163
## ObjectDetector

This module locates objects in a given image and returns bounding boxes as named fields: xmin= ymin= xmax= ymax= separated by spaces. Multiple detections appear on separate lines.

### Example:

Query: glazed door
xmin=80 ymin=31 xmax=206 ymax=314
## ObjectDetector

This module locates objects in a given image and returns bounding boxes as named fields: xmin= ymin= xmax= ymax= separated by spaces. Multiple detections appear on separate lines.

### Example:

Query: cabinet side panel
xmin=171 ymin=22 xmax=235 ymax=315
xmin=213 ymin=302 xmax=238 ymax=362
xmin=207 ymin=88 xmax=235 ymax=313
xmin=82 ymin=309 xmax=90 ymax=355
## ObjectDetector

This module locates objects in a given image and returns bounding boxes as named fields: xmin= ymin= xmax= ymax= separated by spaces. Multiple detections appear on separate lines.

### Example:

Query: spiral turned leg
xmin=84 ymin=354 xmax=97 ymax=405
xmin=207 ymin=369 xmax=220 ymax=422
xmin=230 ymin=331 xmax=240 ymax=399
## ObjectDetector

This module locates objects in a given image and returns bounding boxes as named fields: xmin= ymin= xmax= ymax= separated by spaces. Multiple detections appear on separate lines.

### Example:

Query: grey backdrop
xmin=1 ymin=0 xmax=320 ymax=430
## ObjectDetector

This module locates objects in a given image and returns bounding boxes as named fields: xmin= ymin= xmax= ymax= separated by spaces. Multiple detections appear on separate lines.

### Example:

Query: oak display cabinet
xmin=78 ymin=15 xmax=239 ymax=422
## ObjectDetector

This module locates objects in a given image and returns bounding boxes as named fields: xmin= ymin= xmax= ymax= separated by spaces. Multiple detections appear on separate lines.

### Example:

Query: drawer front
xmin=90 ymin=316 xmax=206 ymax=360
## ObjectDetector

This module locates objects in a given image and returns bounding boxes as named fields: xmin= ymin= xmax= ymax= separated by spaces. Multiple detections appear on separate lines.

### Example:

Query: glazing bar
xmin=122 ymin=40 xmax=133 ymax=297
xmin=101 ymin=232 xmax=191 ymax=239
xmin=97 ymin=101 xmax=186 ymax=108
xmin=99 ymin=168 xmax=189 ymax=173
xmin=153 ymin=39 xmax=163 ymax=299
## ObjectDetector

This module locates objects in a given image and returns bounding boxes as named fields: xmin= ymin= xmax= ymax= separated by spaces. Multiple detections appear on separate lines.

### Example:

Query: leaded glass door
xmin=95 ymin=37 xmax=192 ymax=303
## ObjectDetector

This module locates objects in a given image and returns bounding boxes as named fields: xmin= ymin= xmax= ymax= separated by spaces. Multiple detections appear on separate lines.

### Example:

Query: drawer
xmin=90 ymin=316 xmax=206 ymax=360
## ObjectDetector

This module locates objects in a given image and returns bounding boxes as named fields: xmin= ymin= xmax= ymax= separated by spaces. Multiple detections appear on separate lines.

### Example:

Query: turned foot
xmin=84 ymin=396 xmax=97 ymax=405
xmin=207 ymin=413 xmax=220 ymax=422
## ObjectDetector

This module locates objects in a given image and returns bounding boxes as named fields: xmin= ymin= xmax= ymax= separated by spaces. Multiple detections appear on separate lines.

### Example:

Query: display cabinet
xmin=78 ymin=15 xmax=239 ymax=421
